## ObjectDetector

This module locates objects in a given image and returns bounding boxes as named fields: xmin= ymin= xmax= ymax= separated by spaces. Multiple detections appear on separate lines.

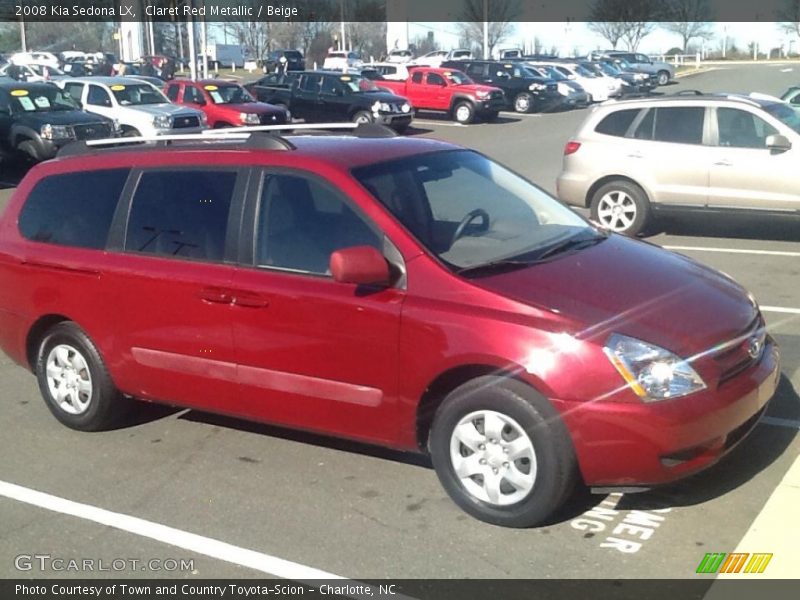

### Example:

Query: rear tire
xmin=35 ymin=322 xmax=132 ymax=431
xmin=590 ymin=179 xmax=652 ymax=237
xmin=429 ymin=376 xmax=577 ymax=528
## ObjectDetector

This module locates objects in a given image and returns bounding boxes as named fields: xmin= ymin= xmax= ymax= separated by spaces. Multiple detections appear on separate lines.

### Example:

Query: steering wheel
xmin=451 ymin=209 xmax=490 ymax=246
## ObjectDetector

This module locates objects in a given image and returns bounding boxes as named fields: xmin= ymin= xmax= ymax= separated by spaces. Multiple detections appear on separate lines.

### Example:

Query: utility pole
xmin=19 ymin=18 xmax=27 ymax=52
xmin=483 ymin=0 xmax=489 ymax=59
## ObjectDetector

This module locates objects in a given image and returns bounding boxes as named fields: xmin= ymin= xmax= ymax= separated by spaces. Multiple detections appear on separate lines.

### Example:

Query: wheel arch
xmin=449 ymin=94 xmax=475 ymax=113
xmin=585 ymin=174 xmax=651 ymax=209
xmin=26 ymin=314 xmax=72 ymax=370
xmin=416 ymin=364 xmax=547 ymax=452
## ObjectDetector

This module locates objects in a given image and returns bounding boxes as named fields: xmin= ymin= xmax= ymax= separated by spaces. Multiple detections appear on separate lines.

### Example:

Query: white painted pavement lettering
xmin=570 ymin=492 xmax=672 ymax=553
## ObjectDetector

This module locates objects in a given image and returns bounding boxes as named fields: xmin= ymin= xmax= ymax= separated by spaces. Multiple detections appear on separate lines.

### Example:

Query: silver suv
xmin=557 ymin=94 xmax=800 ymax=236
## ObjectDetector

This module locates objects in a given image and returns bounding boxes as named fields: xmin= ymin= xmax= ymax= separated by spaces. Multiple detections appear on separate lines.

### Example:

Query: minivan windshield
xmin=353 ymin=150 xmax=599 ymax=274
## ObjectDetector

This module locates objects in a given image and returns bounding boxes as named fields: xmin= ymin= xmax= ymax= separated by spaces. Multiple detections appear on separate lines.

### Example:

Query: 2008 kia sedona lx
xmin=0 ymin=126 xmax=779 ymax=527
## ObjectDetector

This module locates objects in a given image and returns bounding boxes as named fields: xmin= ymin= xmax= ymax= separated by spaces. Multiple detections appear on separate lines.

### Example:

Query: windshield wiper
xmin=456 ymin=258 xmax=538 ymax=276
xmin=531 ymin=233 xmax=607 ymax=262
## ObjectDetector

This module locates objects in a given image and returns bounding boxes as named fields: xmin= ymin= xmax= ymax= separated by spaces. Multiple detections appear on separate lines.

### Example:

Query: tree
xmin=457 ymin=0 xmax=521 ymax=58
xmin=587 ymin=21 xmax=627 ymax=49
xmin=588 ymin=0 xmax=663 ymax=51
xmin=662 ymin=0 xmax=714 ymax=51
xmin=778 ymin=0 xmax=800 ymax=38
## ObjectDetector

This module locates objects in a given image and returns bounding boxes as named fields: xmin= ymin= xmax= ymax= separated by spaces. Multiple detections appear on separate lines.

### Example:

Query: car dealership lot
xmin=0 ymin=63 xmax=798 ymax=581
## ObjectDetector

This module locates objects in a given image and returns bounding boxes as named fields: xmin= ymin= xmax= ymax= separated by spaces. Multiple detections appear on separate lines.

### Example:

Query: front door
xmin=230 ymin=169 xmax=404 ymax=444
xmin=708 ymin=107 xmax=800 ymax=211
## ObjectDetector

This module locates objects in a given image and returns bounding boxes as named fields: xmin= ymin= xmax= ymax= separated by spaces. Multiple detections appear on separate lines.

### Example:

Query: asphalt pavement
xmin=0 ymin=63 xmax=798 ymax=583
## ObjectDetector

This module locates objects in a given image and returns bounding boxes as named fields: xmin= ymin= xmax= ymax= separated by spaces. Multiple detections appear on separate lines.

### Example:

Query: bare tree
xmin=347 ymin=22 xmax=386 ymax=62
xmin=21 ymin=22 xmax=113 ymax=53
xmin=587 ymin=21 xmax=627 ymax=49
xmin=457 ymin=0 xmax=521 ymax=58
xmin=588 ymin=0 xmax=663 ymax=51
xmin=662 ymin=0 xmax=714 ymax=51
xmin=778 ymin=0 xmax=800 ymax=38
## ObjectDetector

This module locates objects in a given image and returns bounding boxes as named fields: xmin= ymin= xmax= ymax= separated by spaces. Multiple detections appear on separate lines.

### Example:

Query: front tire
xmin=590 ymin=179 xmax=652 ymax=237
xmin=352 ymin=110 xmax=373 ymax=124
xmin=657 ymin=70 xmax=670 ymax=86
xmin=16 ymin=139 xmax=40 ymax=162
xmin=35 ymin=322 xmax=131 ymax=431
xmin=453 ymin=101 xmax=475 ymax=124
xmin=514 ymin=92 xmax=534 ymax=113
xmin=429 ymin=376 xmax=577 ymax=528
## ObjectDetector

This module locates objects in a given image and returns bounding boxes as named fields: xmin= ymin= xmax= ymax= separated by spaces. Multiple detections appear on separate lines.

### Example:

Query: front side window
xmin=717 ymin=108 xmax=778 ymax=148
xmin=19 ymin=169 xmax=129 ymax=249
xmin=257 ymin=173 xmax=381 ymax=275
xmin=353 ymin=150 xmax=595 ymax=273
xmin=125 ymin=170 xmax=237 ymax=261
xmin=426 ymin=73 xmax=445 ymax=86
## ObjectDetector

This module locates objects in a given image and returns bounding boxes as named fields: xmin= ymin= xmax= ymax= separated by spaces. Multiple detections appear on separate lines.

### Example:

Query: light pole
xmin=483 ymin=0 xmax=488 ymax=59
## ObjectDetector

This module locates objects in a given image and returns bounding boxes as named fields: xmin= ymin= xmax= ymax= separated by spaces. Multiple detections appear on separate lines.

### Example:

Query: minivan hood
xmin=473 ymin=235 xmax=758 ymax=357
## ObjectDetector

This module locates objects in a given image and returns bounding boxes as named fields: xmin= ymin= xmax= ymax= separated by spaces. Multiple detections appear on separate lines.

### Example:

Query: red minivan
xmin=0 ymin=127 xmax=779 ymax=527
xmin=164 ymin=78 xmax=288 ymax=128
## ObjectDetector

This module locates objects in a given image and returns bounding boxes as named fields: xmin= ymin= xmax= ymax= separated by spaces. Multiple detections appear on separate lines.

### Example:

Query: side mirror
xmin=766 ymin=134 xmax=792 ymax=152
xmin=330 ymin=246 xmax=391 ymax=286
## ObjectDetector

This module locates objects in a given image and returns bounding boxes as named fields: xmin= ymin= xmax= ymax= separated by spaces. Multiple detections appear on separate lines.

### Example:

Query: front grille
xmin=259 ymin=112 xmax=286 ymax=124
xmin=172 ymin=115 xmax=200 ymax=129
xmin=490 ymin=91 xmax=504 ymax=101
xmin=714 ymin=316 xmax=764 ymax=386
xmin=71 ymin=123 xmax=112 ymax=140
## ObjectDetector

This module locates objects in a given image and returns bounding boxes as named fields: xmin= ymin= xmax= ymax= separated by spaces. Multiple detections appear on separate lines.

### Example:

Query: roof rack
xmin=672 ymin=89 xmax=703 ymax=96
xmin=57 ymin=122 xmax=397 ymax=158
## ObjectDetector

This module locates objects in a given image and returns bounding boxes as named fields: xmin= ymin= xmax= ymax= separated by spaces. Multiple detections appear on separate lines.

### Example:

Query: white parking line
xmin=412 ymin=120 xmax=466 ymax=127
xmin=500 ymin=112 xmax=543 ymax=117
xmin=0 ymin=479 xmax=343 ymax=580
xmin=761 ymin=306 xmax=800 ymax=315
xmin=761 ymin=416 xmax=800 ymax=430
xmin=664 ymin=245 xmax=800 ymax=258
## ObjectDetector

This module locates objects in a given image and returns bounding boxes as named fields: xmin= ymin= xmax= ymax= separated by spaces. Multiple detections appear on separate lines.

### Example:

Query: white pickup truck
xmin=58 ymin=76 xmax=206 ymax=137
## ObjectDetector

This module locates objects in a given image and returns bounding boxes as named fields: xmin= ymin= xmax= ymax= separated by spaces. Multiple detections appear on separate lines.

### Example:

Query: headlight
xmin=153 ymin=114 xmax=172 ymax=129
xmin=475 ymin=89 xmax=490 ymax=99
xmin=371 ymin=100 xmax=381 ymax=112
xmin=401 ymin=102 xmax=411 ymax=113
xmin=40 ymin=124 xmax=73 ymax=140
xmin=199 ymin=112 xmax=208 ymax=127
xmin=635 ymin=73 xmax=646 ymax=80
xmin=557 ymin=82 xmax=570 ymax=96
xmin=112 ymin=118 xmax=122 ymax=135
xmin=240 ymin=112 xmax=261 ymax=124
xmin=603 ymin=334 xmax=706 ymax=402
xmin=528 ymin=82 xmax=546 ymax=91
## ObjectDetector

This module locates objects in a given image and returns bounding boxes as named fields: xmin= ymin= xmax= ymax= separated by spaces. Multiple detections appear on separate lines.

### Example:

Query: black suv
xmin=441 ymin=59 xmax=561 ymax=113
xmin=0 ymin=82 xmax=116 ymax=162
xmin=263 ymin=50 xmax=305 ymax=73
xmin=246 ymin=71 xmax=413 ymax=132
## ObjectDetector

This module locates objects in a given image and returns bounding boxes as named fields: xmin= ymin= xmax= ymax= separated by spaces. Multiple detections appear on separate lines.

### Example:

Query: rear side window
xmin=595 ymin=109 xmax=640 ymax=137
xmin=19 ymin=169 xmax=129 ymax=249
xmin=411 ymin=71 xmax=423 ymax=84
xmin=635 ymin=107 xmax=705 ymax=144
xmin=125 ymin=170 xmax=237 ymax=261
xmin=165 ymin=84 xmax=179 ymax=101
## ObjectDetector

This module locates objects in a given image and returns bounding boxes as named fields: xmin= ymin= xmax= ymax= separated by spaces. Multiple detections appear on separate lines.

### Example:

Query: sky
xmin=403 ymin=22 xmax=795 ymax=56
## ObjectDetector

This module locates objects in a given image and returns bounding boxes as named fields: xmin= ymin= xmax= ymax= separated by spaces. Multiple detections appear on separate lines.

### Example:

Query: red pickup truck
xmin=164 ymin=78 xmax=288 ymax=128
xmin=376 ymin=67 xmax=504 ymax=124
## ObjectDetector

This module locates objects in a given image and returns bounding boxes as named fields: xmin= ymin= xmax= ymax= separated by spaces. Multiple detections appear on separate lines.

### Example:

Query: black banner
xmin=0 ymin=0 xmax=797 ymax=23
xmin=2 ymin=580 xmax=799 ymax=600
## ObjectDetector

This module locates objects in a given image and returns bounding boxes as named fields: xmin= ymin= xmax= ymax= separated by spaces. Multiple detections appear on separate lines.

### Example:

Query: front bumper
xmin=374 ymin=112 xmax=413 ymax=129
xmin=554 ymin=339 xmax=780 ymax=486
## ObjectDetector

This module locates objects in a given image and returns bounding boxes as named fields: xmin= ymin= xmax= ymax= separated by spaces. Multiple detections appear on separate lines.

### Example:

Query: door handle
xmin=232 ymin=294 xmax=269 ymax=308
xmin=197 ymin=288 xmax=233 ymax=304
xmin=714 ymin=159 xmax=732 ymax=167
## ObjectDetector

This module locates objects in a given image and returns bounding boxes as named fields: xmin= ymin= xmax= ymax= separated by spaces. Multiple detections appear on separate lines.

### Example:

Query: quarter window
xmin=595 ymin=109 xmax=640 ymax=137
xmin=125 ymin=170 xmax=237 ymax=261
xmin=257 ymin=174 xmax=381 ymax=275
xmin=19 ymin=169 xmax=129 ymax=249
